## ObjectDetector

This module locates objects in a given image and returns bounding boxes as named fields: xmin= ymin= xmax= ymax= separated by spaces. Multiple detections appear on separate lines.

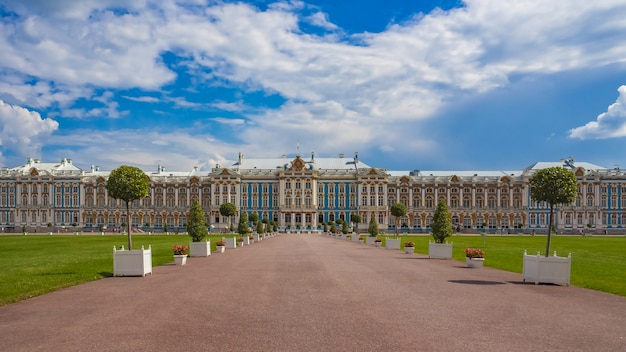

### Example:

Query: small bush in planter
xmin=404 ymin=241 xmax=415 ymax=247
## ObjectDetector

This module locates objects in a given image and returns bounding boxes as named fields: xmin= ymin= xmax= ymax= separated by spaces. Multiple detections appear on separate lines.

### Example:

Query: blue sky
xmin=1 ymin=0 xmax=626 ymax=172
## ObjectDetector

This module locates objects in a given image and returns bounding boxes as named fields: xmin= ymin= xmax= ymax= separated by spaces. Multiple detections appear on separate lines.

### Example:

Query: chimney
xmin=311 ymin=151 xmax=315 ymax=161
xmin=238 ymin=152 xmax=243 ymax=164
xmin=354 ymin=151 xmax=358 ymax=163
xmin=339 ymin=153 xmax=344 ymax=158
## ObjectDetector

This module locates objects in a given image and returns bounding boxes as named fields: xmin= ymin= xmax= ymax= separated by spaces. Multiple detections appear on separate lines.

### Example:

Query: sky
xmin=1 ymin=0 xmax=626 ymax=173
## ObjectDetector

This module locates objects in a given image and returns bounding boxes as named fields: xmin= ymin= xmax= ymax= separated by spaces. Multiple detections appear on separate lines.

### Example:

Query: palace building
xmin=1 ymin=153 xmax=625 ymax=234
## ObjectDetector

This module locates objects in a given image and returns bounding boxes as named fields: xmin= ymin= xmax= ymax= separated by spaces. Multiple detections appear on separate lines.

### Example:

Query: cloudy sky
xmin=1 ymin=0 xmax=626 ymax=172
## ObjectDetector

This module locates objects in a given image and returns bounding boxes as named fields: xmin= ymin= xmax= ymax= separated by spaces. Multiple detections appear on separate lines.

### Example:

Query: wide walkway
xmin=1 ymin=234 xmax=625 ymax=352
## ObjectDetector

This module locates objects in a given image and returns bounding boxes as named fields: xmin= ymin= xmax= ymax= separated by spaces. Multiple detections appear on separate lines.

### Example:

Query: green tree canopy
xmin=219 ymin=202 xmax=237 ymax=232
xmin=237 ymin=211 xmax=249 ymax=235
xmin=342 ymin=221 xmax=349 ymax=234
xmin=431 ymin=200 xmax=452 ymax=243
xmin=256 ymin=219 xmax=264 ymax=234
xmin=106 ymin=165 xmax=149 ymax=250
xmin=187 ymin=199 xmax=209 ymax=242
xmin=390 ymin=202 xmax=407 ymax=236
xmin=368 ymin=216 xmax=379 ymax=237
xmin=330 ymin=222 xmax=337 ymax=233
xmin=529 ymin=167 xmax=577 ymax=256
xmin=249 ymin=211 xmax=259 ymax=224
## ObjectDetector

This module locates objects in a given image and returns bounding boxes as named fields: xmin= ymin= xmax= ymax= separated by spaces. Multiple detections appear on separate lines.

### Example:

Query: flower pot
xmin=404 ymin=246 xmax=414 ymax=254
xmin=375 ymin=242 xmax=382 ymax=247
xmin=189 ymin=241 xmax=211 ymax=257
xmin=365 ymin=237 xmax=377 ymax=245
xmin=174 ymin=254 xmax=187 ymax=265
xmin=466 ymin=257 xmax=484 ymax=268
xmin=215 ymin=245 xmax=225 ymax=253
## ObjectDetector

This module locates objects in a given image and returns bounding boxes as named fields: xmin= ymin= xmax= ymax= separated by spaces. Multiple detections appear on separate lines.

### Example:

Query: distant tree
xmin=431 ymin=200 xmax=452 ymax=244
xmin=323 ymin=222 xmax=329 ymax=233
xmin=237 ymin=211 xmax=249 ymax=235
xmin=351 ymin=213 xmax=362 ymax=234
xmin=390 ymin=202 xmax=407 ymax=236
xmin=188 ymin=199 xmax=209 ymax=242
xmin=106 ymin=165 xmax=149 ymax=250
xmin=342 ymin=221 xmax=349 ymax=234
xmin=530 ymin=167 xmax=577 ymax=256
xmin=368 ymin=216 xmax=379 ymax=237
xmin=257 ymin=219 xmax=264 ymax=234
xmin=249 ymin=211 xmax=259 ymax=225
xmin=330 ymin=222 xmax=337 ymax=234
xmin=272 ymin=221 xmax=278 ymax=232
xmin=219 ymin=203 xmax=237 ymax=233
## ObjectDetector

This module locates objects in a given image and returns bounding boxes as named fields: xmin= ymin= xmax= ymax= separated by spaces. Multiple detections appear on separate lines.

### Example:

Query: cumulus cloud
xmin=0 ymin=100 xmax=59 ymax=159
xmin=569 ymin=85 xmax=626 ymax=139
xmin=2 ymin=0 xmax=626 ymax=168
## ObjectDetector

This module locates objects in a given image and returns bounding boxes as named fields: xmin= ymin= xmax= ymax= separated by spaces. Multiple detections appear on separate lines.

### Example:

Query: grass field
xmin=0 ymin=233 xmax=237 ymax=306
xmin=381 ymin=234 xmax=626 ymax=297
xmin=1 ymin=233 xmax=625 ymax=306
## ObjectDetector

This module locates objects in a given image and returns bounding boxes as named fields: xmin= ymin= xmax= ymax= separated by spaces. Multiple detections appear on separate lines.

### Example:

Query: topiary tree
xmin=249 ymin=211 xmax=259 ymax=227
xmin=351 ymin=213 xmax=362 ymax=234
xmin=431 ymin=200 xmax=452 ymax=243
xmin=529 ymin=167 xmax=577 ymax=256
xmin=106 ymin=165 xmax=149 ymax=250
xmin=323 ymin=222 xmax=329 ymax=233
xmin=188 ymin=199 xmax=209 ymax=242
xmin=272 ymin=221 xmax=278 ymax=232
xmin=219 ymin=202 xmax=236 ymax=233
xmin=368 ymin=216 xmax=379 ymax=237
xmin=390 ymin=202 xmax=407 ymax=236
xmin=342 ymin=221 xmax=349 ymax=234
xmin=330 ymin=222 xmax=337 ymax=234
xmin=237 ymin=211 xmax=249 ymax=235
xmin=257 ymin=219 xmax=264 ymax=234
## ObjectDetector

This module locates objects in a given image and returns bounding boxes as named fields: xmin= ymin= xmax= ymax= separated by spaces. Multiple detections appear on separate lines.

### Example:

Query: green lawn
xmin=0 ymin=233 xmax=237 ymax=306
xmin=381 ymin=234 xmax=626 ymax=297
xmin=1 ymin=234 xmax=625 ymax=306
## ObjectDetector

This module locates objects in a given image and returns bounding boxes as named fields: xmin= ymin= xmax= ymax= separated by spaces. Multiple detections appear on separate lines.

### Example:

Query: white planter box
xmin=189 ymin=240 xmax=211 ymax=257
xmin=466 ymin=257 xmax=484 ymax=268
xmin=365 ymin=237 xmax=377 ymax=245
xmin=429 ymin=242 xmax=452 ymax=259
xmin=243 ymin=237 xmax=250 ymax=245
xmin=404 ymin=246 xmax=414 ymax=254
xmin=113 ymin=245 xmax=152 ymax=277
xmin=254 ymin=234 xmax=261 ymax=241
xmin=173 ymin=254 xmax=187 ymax=265
xmin=223 ymin=237 xmax=237 ymax=249
xmin=215 ymin=245 xmax=225 ymax=253
xmin=351 ymin=235 xmax=360 ymax=242
xmin=523 ymin=251 xmax=571 ymax=285
xmin=385 ymin=238 xmax=401 ymax=250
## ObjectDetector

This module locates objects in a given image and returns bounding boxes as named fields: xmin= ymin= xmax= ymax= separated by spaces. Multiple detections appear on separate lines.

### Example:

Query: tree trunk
xmin=545 ymin=204 xmax=554 ymax=257
xmin=126 ymin=201 xmax=132 ymax=250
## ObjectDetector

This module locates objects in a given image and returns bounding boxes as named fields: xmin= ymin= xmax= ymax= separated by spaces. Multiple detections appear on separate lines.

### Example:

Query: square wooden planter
xmin=428 ymin=242 xmax=452 ymax=259
xmin=113 ymin=245 xmax=152 ymax=277
xmin=189 ymin=241 xmax=211 ymax=257
xmin=385 ymin=238 xmax=401 ymax=250
xmin=223 ymin=237 xmax=237 ymax=249
xmin=523 ymin=251 xmax=571 ymax=285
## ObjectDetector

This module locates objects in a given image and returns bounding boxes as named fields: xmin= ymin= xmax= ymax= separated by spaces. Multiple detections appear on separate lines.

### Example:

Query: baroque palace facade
xmin=1 ymin=153 xmax=625 ymax=234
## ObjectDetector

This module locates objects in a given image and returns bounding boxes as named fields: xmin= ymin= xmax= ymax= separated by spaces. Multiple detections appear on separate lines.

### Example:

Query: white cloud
xmin=569 ymin=85 xmax=626 ymax=139
xmin=2 ymin=0 xmax=626 ymax=168
xmin=0 ymin=100 xmax=59 ymax=159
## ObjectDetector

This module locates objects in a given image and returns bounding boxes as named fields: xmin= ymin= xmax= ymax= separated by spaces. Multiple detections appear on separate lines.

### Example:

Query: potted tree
xmin=524 ymin=167 xmax=577 ymax=285
xmin=188 ymin=200 xmax=211 ymax=257
xmin=220 ymin=202 xmax=236 ymax=233
xmin=107 ymin=165 xmax=151 ymax=277
xmin=429 ymin=200 xmax=453 ymax=259
xmin=238 ymin=212 xmax=250 ymax=245
xmin=390 ymin=202 xmax=407 ymax=237
xmin=404 ymin=241 xmax=415 ymax=254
